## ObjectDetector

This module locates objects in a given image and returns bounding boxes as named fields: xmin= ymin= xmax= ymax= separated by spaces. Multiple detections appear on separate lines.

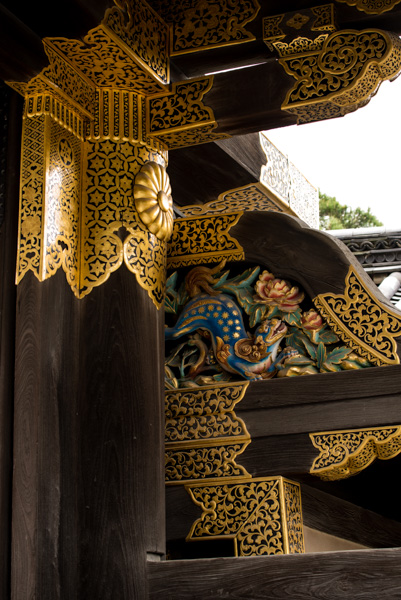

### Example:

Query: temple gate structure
xmin=1 ymin=1 xmax=401 ymax=598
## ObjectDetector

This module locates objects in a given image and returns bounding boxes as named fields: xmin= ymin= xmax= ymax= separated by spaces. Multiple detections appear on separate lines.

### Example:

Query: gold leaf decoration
xmin=165 ymin=382 xmax=251 ymax=484
xmin=181 ymin=183 xmax=286 ymax=216
xmin=165 ymin=444 xmax=251 ymax=483
xmin=279 ymin=29 xmax=401 ymax=124
xmin=314 ymin=266 xmax=401 ymax=365
xmin=335 ymin=0 xmax=401 ymax=14
xmin=153 ymin=0 xmax=260 ymax=55
xmin=133 ymin=161 xmax=174 ymax=241
xmin=185 ymin=477 xmax=304 ymax=556
xmin=167 ymin=213 xmax=244 ymax=269
xmin=310 ymin=426 xmax=401 ymax=480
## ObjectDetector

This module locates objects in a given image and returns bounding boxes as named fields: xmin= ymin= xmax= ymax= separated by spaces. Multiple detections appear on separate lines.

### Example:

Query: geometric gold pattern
xmin=310 ymin=425 xmax=401 ymax=480
xmin=314 ymin=266 xmax=401 ymax=366
xmin=185 ymin=476 xmax=304 ymax=556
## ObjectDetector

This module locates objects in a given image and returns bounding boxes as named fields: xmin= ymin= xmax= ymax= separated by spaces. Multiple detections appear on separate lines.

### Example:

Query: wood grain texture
xmin=12 ymin=265 xmax=165 ymax=599
xmin=232 ymin=211 xmax=390 ymax=302
xmin=0 ymin=87 xmax=21 ymax=600
xmin=77 ymin=266 xmax=165 ymax=600
xmin=239 ymin=366 xmax=401 ymax=411
xmin=300 ymin=484 xmax=401 ymax=549
xmin=148 ymin=549 xmax=401 ymax=599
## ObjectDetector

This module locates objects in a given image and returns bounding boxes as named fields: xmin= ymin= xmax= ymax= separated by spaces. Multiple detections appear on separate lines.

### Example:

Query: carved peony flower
xmin=133 ymin=161 xmax=174 ymax=241
xmin=301 ymin=309 xmax=324 ymax=331
xmin=254 ymin=270 xmax=304 ymax=312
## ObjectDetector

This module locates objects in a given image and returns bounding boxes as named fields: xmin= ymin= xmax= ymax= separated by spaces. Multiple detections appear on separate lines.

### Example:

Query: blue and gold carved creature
xmin=165 ymin=262 xmax=372 ymax=388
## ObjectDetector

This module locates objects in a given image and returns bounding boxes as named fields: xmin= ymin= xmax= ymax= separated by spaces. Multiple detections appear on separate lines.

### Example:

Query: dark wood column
xmin=12 ymin=266 xmax=165 ymax=599
xmin=0 ymin=86 xmax=21 ymax=600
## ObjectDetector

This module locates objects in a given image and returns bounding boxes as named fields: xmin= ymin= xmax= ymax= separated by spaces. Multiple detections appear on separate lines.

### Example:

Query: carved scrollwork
xmin=167 ymin=213 xmax=245 ymax=268
xmin=335 ymin=0 xmax=401 ymax=14
xmin=165 ymin=444 xmax=251 ymax=483
xmin=165 ymin=383 xmax=251 ymax=483
xmin=314 ymin=266 xmax=401 ymax=365
xmin=148 ymin=78 xmax=214 ymax=132
xmin=181 ymin=184 xmax=285 ymax=217
xmin=185 ymin=477 xmax=304 ymax=556
xmin=103 ymin=0 xmax=169 ymax=84
xmin=310 ymin=426 xmax=401 ymax=480
xmin=278 ymin=29 xmax=401 ymax=124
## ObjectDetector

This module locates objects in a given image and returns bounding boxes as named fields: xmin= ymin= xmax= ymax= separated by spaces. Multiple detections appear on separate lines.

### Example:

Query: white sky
xmin=266 ymin=73 xmax=401 ymax=229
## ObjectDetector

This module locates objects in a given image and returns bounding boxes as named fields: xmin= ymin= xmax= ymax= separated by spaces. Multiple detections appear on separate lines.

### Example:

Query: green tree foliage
xmin=319 ymin=192 xmax=383 ymax=231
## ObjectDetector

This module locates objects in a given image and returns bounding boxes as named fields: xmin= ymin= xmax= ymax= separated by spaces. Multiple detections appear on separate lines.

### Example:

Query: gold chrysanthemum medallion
xmin=133 ymin=161 xmax=174 ymax=241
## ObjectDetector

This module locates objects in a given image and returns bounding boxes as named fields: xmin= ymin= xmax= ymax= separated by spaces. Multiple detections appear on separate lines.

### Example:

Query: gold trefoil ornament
xmin=133 ymin=161 xmax=174 ymax=241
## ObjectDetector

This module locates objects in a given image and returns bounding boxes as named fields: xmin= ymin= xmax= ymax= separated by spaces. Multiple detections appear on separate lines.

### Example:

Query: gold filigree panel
xmin=314 ymin=266 xmax=401 ymax=365
xmin=45 ymin=27 xmax=166 ymax=97
xmin=103 ymin=0 xmax=169 ymax=84
xmin=42 ymin=45 xmax=97 ymax=117
xmin=263 ymin=5 xmax=335 ymax=51
xmin=81 ymin=140 xmax=167 ymax=306
xmin=167 ymin=213 xmax=245 ymax=268
xmin=165 ymin=383 xmax=251 ymax=484
xmin=17 ymin=115 xmax=81 ymax=292
xmin=335 ymin=0 xmax=401 ymax=14
xmin=185 ymin=477 xmax=304 ymax=556
xmin=181 ymin=183 xmax=286 ymax=217
xmin=17 ymin=114 xmax=46 ymax=281
xmin=166 ymin=444 xmax=250 ymax=483
xmin=310 ymin=425 xmax=401 ymax=480
xmin=146 ymin=77 xmax=229 ymax=149
xmin=153 ymin=0 xmax=260 ymax=55
xmin=279 ymin=29 xmax=401 ymax=124
xmin=17 ymin=114 xmax=168 ymax=308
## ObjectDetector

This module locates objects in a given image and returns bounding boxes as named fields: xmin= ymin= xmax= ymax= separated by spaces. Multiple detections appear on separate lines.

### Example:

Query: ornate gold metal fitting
xmin=185 ymin=476 xmax=304 ymax=556
xmin=314 ymin=266 xmax=401 ymax=366
xmin=310 ymin=425 xmax=401 ymax=480
xmin=165 ymin=382 xmax=251 ymax=484
xmin=134 ymin=161 xmax=174 ymax=241
xmin=335 ymin=0 xmax=401 ymax=14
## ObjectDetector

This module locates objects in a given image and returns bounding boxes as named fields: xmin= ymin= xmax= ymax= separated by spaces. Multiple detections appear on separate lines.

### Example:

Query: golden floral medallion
xmin=133 ymin=161 xmax=174 ymax=241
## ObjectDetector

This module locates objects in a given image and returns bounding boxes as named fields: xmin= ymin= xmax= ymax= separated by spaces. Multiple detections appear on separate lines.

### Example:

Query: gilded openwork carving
xmin=165 ymin=383 xmax=251 ymax=484
xmin=103 ymin=0 xmax=169 ymax=84
xmin=267 ymin=27 xmax=401 ymax=124
xmin=147 ymin=77 xmax=229 ymax=149
xmin=310 ymin=426 xmax=401 ymax=480
xmin=185 ymin=477 xmax=304 ymax=556
xmin=181 ymin=183 xmax=286 ymax=217
xmin=167 ymin=213 xmax=245 ymax=269
xmin=152 ymin=0 xmax=260 ymax=55
xmin=335 ymin=0 xmax=401 ymax=14
xmin=314 ymin=266 xmax=401 ymax=366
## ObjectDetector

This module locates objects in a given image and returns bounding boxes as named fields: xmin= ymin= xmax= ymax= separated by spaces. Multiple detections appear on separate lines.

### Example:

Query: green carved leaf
xmin=326 ymin=346 xmax=353 ymax=365
xmin=316 ymin=328 xmax=340 ymax=344
xmin=316 ymin=342 xmax=327 ymax=370
xmin=282 ymin=308 xmax=302 ymax=327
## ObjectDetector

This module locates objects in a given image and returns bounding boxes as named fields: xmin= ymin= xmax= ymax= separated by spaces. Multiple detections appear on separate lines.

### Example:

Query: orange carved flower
xmin=254 ymin=270 xmax=304 ymax=313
